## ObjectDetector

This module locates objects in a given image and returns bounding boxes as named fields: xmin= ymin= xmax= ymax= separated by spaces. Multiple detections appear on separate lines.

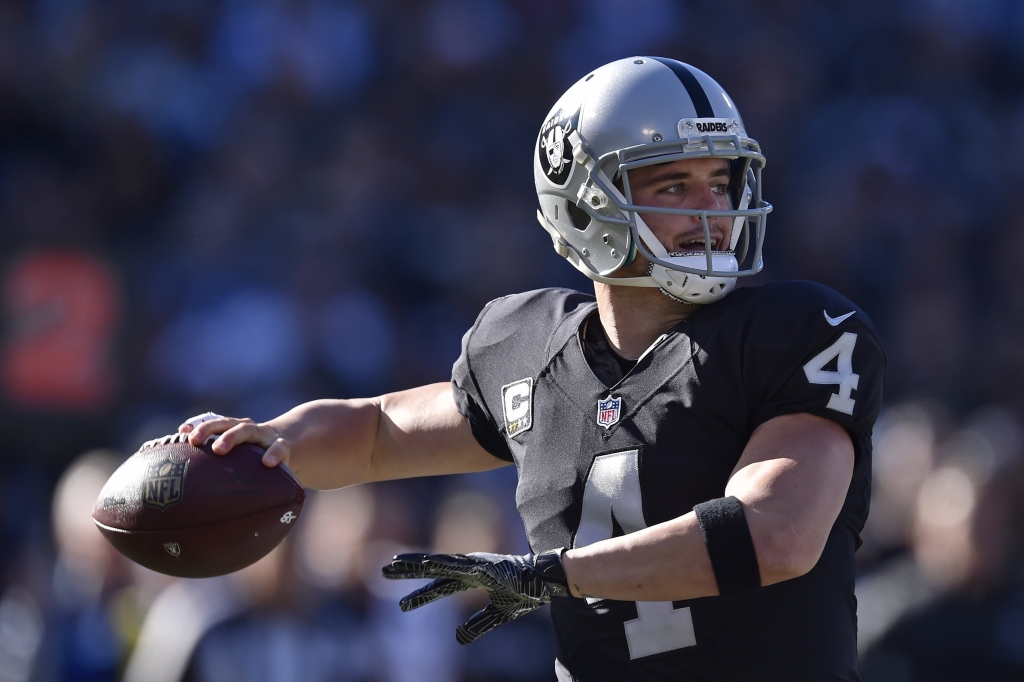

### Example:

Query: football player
xmin=183 ymin=57 xmax=884 ymax=681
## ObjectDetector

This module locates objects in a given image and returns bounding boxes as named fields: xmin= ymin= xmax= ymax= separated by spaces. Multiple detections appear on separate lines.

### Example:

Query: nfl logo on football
xmin=597 ymin=396 xmax=622 ymax=429
xmin=143 ymin=458 xmax=188 ymax=510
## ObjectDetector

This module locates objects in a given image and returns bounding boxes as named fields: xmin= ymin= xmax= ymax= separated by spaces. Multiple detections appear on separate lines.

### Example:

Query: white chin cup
xmin=649 ymin=253 xmax=738 ymax=304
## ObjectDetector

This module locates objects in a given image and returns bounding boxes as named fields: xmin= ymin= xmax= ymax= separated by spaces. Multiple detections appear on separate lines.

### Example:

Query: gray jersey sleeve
xmin=451 ymin=289 xmax=599 ymax=463
xmin=452 ymin=301 xmax=515 ymax=462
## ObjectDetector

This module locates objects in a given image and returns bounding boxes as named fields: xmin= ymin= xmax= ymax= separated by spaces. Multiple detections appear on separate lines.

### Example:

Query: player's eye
xmin=660 ymin=184 xmax=683 ymax=194
xmin=712 ymin=183 xmax=728 ymax=195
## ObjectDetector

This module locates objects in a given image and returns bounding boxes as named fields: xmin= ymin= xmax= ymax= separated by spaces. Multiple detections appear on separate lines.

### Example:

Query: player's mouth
xmin=676 ymin=235 xmax=723 ymax=253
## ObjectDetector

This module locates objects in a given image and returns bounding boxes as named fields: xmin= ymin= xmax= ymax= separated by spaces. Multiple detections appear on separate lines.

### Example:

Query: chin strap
xmin=536 ymin=209 xmax=736 ymax=304
xmin=536 ymin=210 xmax=658 ymax=288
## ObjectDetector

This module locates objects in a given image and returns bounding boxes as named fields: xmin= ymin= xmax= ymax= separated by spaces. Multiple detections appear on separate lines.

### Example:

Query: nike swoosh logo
xmin=824 ymin=310 xmax=855 ymax=326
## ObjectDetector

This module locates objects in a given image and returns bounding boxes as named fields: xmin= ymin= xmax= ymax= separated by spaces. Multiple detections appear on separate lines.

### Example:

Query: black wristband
xmin=693 ymin=496 xmax=761 ymax=596
xmin=534 ymin=548 xmax=572 ymax=598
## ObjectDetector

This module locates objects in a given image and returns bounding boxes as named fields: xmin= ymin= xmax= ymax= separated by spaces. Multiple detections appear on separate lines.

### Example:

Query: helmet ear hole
xmin=566 ymin=201 xmax=592 ymax=231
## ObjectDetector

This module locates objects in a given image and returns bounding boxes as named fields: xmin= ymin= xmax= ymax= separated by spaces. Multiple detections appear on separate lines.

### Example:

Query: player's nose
xmin=688 ymin=181 xmax=725 ymax=212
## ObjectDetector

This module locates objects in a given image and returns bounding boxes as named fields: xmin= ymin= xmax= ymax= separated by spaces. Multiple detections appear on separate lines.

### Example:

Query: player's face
xmin=627 ymin=158 xmax=733 ymax=253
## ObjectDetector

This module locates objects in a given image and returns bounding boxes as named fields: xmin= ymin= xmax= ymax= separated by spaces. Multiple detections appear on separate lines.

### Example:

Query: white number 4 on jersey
xmin=576 ymin=451 xmax=697 ymax=659
xmin=802 ymin=332 xmax=859 ymax=415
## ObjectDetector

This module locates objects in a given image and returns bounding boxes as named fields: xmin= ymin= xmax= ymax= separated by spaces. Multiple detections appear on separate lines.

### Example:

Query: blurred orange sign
xmin=1 ymin=251 xmax=120 ymax=411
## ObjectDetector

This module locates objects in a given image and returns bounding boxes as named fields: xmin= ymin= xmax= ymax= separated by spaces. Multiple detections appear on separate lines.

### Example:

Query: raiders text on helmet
xmin=534 ymin=57 xmax=772 ymax=304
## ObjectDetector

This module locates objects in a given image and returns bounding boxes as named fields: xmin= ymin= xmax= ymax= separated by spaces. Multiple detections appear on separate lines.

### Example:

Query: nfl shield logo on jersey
xmin=597 ymin=396 xmax=622 ymax=429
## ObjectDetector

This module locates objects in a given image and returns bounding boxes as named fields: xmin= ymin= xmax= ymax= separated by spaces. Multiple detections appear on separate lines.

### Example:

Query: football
xmin=92 ymin=432 xmax=305 ymax=578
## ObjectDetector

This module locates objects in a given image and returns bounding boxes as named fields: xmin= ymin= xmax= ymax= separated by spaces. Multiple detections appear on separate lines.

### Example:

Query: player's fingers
xmin=262 ymin=438 xmax=290 ymax=468
xmin=184 ymin=416 xmax=251 ymax=446
xmin=421 ymin=555 xmax=486 ymax=577
xmin=384 ymin=553 xmax=478 ymax=580
xmin=397 ymin=578 xmax=468 ymax=612
xmin=186 ymin=419 xmax=232 ymax=446
xmin=211 ymin=422 xmax=277 ymax=455
xmin=385 ymin=548 xmax=432 ymax=577
xmin=383 ymin=553 xmax=446 ymax=579
xmin=455 ymin=603 xmax=527 ymax=645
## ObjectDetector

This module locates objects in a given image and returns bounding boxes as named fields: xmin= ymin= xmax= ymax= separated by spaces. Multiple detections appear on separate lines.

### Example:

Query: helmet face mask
xmin=534 ymin=57 xmax=772 ymax=305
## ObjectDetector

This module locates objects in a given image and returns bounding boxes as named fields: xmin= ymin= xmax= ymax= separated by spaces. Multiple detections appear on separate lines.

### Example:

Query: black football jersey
xmin=451 ymin=281 xmax=886 ymax=682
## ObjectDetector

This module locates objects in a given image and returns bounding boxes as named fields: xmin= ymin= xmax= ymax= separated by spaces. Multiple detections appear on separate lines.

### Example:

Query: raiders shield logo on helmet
xmin=538 ymin=108 xmax=579 ymax=187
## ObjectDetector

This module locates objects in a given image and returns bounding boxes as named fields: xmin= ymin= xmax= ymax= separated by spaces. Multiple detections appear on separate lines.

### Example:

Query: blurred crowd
xmin=2 ymin=0 xmax=1024 ymax=680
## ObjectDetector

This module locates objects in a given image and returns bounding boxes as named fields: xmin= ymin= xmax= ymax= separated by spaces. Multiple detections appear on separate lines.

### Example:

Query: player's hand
xmin=178 ymin=412 xmax=289 ymax=467
xmin=382 ymin=550 xmax=571 ymax=644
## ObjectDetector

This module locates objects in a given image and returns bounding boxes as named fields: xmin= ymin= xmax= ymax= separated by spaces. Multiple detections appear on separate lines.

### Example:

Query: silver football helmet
xmin=534 ymin=57 xmax=771 ymax=304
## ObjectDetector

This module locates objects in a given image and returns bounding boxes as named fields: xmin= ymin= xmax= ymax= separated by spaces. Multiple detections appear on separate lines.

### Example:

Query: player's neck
xmin=593 ymin=282 xmax=697 ymax=360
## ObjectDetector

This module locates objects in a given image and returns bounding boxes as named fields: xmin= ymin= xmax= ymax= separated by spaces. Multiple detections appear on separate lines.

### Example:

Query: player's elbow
xmin=778 ymin=539 xmax=825 ymax=582
xmin=754 ymin=522 xmax=828 ymax=584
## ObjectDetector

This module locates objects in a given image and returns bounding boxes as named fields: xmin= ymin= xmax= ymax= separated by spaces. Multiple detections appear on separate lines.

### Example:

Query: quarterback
xmin=183 ymin=57 xmax=884 ymax=681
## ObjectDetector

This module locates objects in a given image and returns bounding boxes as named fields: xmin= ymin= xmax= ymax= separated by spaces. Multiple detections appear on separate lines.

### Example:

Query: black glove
xmin=382 ymin=549 xmax=572 ymax=644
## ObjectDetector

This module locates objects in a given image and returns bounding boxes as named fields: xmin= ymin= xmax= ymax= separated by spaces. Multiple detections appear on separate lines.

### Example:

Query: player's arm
xmin=181 ymin=382 xmax=509 ymax=490
xmin=559 ymin=411 xmax=854 ymax=600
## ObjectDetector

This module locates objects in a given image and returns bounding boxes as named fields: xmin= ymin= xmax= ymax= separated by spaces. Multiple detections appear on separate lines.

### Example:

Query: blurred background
xmin=2 ymin=0 xmax=1024 ymax=680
